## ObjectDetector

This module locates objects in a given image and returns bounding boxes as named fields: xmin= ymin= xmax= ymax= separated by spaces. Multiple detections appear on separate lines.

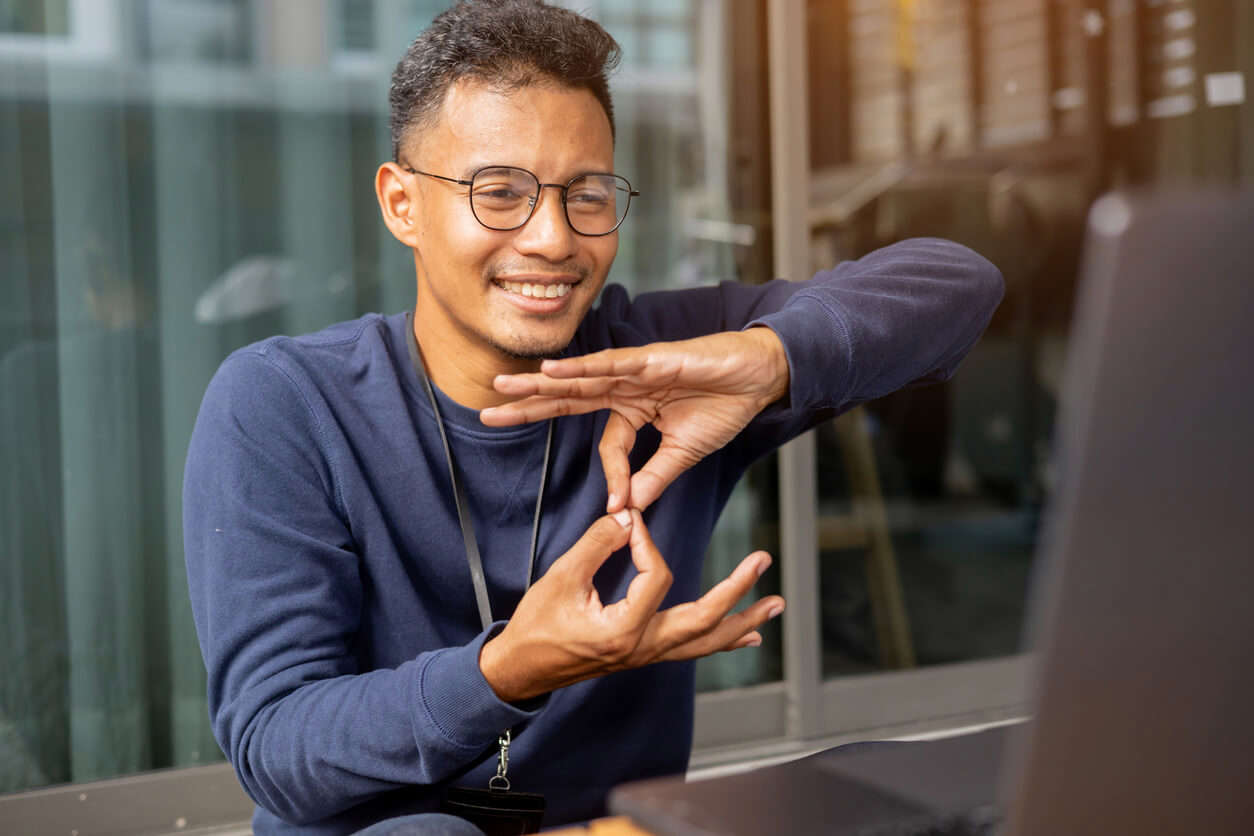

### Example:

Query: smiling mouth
xmin=493 ymin=279 xmax=578 ymax=299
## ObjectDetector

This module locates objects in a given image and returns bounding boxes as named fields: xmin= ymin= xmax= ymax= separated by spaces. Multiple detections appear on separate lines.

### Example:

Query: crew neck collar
xmin=389 ymin=311 xmax=551 ymax=441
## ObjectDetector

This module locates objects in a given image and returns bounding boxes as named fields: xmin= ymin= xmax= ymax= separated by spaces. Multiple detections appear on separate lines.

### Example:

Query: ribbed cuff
xmin=413 ymin=623 xmax=549 ymax=752
xmin=747 ymin=298 xmax=853 ymax=415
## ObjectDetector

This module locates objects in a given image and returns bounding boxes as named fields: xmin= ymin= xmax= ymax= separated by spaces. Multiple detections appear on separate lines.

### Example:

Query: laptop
xmin=610 ymin=188 xmax=1254 ymax=836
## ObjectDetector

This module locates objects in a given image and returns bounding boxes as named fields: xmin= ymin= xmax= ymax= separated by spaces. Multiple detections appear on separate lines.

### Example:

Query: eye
xmin=569 ymin=189 xmax=607 ymax=203
xmin=471 ymin=168 xmax=537 ymax=207
xmin=473 ymin=183 xmax=531 ymax=211
xmin=567 ymin=184 xmax=612 ymax=210
xmin=477 ymin=186 xmax=525 ymax=201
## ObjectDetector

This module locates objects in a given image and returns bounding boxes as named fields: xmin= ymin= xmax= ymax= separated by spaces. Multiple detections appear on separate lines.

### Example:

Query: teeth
xmin=498 ymin=281 xmax=572 ymax=298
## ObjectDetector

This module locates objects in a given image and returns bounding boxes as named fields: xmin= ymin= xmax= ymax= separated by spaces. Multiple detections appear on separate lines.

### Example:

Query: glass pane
xmin=138 ymin=0 xmax=253 ymax=64
xmin=0 ymin=0 xmax=776 ymax=795
xmin=0 ymin=0 xmax=69 ymax=36
xmin=337 ymin=0 xmax=377 ymax=52
xmin=809 ymin=0 xmax=1250 ymax=677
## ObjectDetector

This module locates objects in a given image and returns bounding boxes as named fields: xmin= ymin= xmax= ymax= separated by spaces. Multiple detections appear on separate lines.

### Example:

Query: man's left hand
xmin=480 ymin=327 xmax=790 ymax=512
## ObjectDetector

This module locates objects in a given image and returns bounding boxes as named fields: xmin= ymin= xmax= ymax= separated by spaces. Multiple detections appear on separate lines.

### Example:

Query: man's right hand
xmin=478 ymin=510 xmax=785 ymax=703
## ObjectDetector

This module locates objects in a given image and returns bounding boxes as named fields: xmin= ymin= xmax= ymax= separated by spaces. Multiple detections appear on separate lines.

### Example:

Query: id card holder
xmin=440 ymin=729 xmax=544 ymax=834
xmin=440 ymin=786 xmax=545 ymax=835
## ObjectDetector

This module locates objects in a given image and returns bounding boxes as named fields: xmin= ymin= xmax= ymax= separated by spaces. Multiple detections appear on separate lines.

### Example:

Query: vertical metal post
xmin=696 ymin=0 xmax=732 ymax=221
xmin=965 ymin=0 xmax=985 ymax=149
xmin=1083 ymin=2 xmax=1112 ymax=191
xmin=766 ymin=0 xmax=822 ymax=741
xmin=1131 ymin=0 xmax=1150 ymax=125
xmin=898 ymin=0 xmax=917 ymax=157
xmin=1044 ymin=0 xmax=1063 ymax=139
xmin=1241 ymin=0 xmax=1254 ymax=184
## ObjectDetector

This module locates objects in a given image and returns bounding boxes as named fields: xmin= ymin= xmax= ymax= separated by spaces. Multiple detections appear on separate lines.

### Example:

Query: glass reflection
xmin=808 ymin=0 xmax=1249 ymax=676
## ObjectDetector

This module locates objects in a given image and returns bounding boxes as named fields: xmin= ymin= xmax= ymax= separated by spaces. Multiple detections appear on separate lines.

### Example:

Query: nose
xmin=512 ymin=184 xmax=579 ymax=262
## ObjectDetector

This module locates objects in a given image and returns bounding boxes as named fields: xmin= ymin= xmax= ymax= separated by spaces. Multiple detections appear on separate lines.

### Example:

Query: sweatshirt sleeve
xmin=183 ymin=351 xmax=541 ymax=825
xmin=584 ymin=237 xmax=1003 ymax=450
xmin=748 ymin=237 xmax=1004 ymax=416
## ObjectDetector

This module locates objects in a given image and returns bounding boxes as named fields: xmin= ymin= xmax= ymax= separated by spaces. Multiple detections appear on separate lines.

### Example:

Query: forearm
xmin=586 ymin=237 xmax=1000 ymax=416
xmin=215 ymin=629 xmax=535 ymax=824
xmin=742 ymin=325 xmax=790 ymax=407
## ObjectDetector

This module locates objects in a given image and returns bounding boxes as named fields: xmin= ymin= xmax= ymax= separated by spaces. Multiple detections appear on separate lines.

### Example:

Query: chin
xmin=489 ymin=335 xmax=571 ymax=362
xmin=484 ymin=298 xmax=594 ymax=361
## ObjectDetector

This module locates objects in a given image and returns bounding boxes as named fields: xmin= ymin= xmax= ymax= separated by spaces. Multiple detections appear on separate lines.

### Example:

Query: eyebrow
xmin=457 ymin=161 xmax=520 ymax=180
xmin=458 ymin=163 xmax=619 ymax=182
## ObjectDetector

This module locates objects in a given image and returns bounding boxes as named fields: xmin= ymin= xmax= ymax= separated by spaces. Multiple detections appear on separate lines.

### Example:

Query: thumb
xmin=549 ymin=511 xmax=634 ymax=585
xmin=615 ymin=509 xmax=672 ymax=619
xmin=599 ymin=411 xmax=637 ymax=513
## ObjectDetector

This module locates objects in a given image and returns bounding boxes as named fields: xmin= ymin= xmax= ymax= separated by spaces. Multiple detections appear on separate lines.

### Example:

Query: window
xmin=0 ymin=0 xmax=70 ymax=36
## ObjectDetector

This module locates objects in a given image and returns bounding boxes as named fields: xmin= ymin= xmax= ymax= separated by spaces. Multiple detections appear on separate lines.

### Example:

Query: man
xmin=183 ymin=2 xmax=1003 ymax=834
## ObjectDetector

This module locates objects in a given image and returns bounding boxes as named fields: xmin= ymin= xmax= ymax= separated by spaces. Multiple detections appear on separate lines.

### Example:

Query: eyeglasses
xmin=400 ymin=163 xmax=639 ymax=237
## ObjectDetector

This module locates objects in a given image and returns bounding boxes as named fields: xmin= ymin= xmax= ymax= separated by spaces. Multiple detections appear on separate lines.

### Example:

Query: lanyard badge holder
xmin=407 ymin=314 xmax=549 ymax=835
xmin=442 ymin=729 xmax=546 ymax=836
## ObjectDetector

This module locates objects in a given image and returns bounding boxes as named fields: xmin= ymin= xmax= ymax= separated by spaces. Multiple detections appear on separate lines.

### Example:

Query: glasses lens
xmin=470 ymin=167 xmax=540 ymax=230
xmin=566 ymin=174 xmax=631 ymax=236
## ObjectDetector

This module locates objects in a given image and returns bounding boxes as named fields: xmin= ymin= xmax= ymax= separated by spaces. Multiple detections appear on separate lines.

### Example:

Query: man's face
xmin=402 ymin=79 xmax=618 ymax=362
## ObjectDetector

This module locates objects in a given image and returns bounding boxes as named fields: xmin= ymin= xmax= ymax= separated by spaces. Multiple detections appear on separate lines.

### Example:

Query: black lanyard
xmin=404 ymin=312 xmax=554 ymax=630
xmin=405 ymin=314 xmax=553 ymax=805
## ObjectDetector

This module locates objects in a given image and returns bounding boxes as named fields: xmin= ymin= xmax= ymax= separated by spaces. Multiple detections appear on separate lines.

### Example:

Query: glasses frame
xmin=399 ymin=163 xmax=640 ymax=237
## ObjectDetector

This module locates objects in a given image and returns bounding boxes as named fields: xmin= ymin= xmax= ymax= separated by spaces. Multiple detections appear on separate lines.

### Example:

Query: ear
xmin=376 ymin=162 xmax=421 ymax=248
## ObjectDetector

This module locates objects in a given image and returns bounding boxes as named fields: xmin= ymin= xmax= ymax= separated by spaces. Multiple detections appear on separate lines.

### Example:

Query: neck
xmin=410 ymin=309 xmax=539 ymax=411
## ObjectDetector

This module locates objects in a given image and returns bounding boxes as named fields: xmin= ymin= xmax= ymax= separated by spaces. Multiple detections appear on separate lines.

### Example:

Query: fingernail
xmin=607 ymin=493 xmax=620 ymax=511
xmin=612 ymin=509 xmax=632 ymax=528
xmin=767 ymin=603 xmax=784 ymax=620
xmin=756 ymin=556 xmax=770 ymax=578
xmin=744 ymin=635 xmax=763 ymax=647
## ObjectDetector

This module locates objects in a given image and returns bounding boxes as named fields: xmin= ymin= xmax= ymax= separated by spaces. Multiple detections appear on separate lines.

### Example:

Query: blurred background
xmin=1 ymin=0 xmax=1250 ymax=817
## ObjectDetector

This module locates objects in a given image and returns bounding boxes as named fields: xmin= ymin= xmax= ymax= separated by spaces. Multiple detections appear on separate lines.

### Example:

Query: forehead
xmin=413 ymin=79 xmax=614 ymax=177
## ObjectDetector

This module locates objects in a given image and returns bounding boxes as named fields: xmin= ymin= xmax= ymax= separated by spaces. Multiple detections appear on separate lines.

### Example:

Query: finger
xmin=628 ymin=441 xmax=706 ymax=510
xmin=634 ymin=551 xmax=772 ymax=654
xmin=480 ymin=395 xmax=609 ymax=426
xmin=729 ymin=631 xmax=763 ymax=650
xmin=547 ymin=512 xmax=634 ymax=587
xmin=656 ymin=596 xmax=785 ymax=663
xmin=605 ymin=510 xmax=672 ymax=629
xmin=538 ymin=346 xmax=652 ymax=380
xmin=492 ymin=373 xmax=619 ymax=399
xmin=686 ymin=551 xmax=772 ymax=625
xmin=599 ymin=412 xmax=637 ymax=512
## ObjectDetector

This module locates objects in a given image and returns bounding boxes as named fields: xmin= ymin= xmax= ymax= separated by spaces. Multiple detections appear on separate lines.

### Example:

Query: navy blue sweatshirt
xmin=183 ymin=239 xmax=1003 ymax=834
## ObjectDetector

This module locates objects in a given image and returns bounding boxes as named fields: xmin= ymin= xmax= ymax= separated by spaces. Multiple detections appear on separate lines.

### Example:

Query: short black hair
xmin=388 ymin=0 xmax=622 ymax=160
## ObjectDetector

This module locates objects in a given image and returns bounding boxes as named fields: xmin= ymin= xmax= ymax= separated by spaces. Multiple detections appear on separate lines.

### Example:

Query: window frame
xmin=0 ymin=0 xmax=119 ymax=59
xmin=691 ymin=0 xmax=1030 ymax=761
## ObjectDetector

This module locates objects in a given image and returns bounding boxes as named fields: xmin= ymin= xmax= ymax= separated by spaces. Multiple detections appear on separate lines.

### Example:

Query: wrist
xmin=745 ymin=326 xmax=790 ymax=405
xmin=479 ymin=631 xmax=547 ymax=705
xmin=479 ymin=633 xmax=521 ymax=703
